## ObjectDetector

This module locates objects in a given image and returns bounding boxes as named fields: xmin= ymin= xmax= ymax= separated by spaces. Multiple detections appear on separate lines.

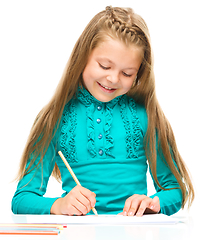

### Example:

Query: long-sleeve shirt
xmin=12 ymin=87 xmax=182 ymax=216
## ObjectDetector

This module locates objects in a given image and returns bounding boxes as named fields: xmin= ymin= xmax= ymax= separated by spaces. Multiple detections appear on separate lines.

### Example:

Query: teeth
xmin=104 ymin=86 xmax=112 ymax=90
xmin=99 ymin=83 xmax=113 ymax=90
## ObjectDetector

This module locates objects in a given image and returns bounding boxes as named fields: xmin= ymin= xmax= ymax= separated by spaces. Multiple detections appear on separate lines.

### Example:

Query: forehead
xmin=90 ymin=36 xmax=143 ymax=68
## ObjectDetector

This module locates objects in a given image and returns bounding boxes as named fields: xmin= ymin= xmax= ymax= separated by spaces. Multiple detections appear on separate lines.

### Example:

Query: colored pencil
xmin=0 ymin=230 xmax=59 ymax=235
xmin=58 ymin=151 xmax=98 ymax=216
xmin=0 ymin=227 xmax=60 ymax=231
xmin=0 ymin=227 xmax=60 ymax=235
xmin=0 ymin=223 xmax=66 ymax=230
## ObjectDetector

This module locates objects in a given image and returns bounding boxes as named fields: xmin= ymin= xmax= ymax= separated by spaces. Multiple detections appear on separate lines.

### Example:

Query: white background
xmin=0 ymin=0 xmax=205 ymax=218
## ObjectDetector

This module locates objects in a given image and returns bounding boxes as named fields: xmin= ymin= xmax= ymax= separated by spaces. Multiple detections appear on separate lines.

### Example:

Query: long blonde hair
xmin=17 ymin=6 xmax=194 ymax=209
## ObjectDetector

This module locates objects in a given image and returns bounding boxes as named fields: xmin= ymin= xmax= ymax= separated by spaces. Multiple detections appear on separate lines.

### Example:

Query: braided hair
xmin=104 ymin=6 xmax=146 ymax=45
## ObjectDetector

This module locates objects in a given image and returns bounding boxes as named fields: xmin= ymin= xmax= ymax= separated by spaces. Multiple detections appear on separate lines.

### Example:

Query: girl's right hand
xmin=50 ymin=185 xmax=96 ymax=215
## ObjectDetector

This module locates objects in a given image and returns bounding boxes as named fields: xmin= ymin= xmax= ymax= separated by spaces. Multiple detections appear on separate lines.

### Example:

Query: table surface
xmin=0 ymin=214 xmax=203 ymax=240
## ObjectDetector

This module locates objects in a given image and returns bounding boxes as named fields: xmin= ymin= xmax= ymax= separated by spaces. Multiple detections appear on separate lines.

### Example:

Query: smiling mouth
xmin=97 ymin=82 xmax=116 ymax=91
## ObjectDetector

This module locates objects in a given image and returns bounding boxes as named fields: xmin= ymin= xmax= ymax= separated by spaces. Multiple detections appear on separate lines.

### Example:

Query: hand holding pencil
xmin=50 ymin=151 xmax=98 ymax=216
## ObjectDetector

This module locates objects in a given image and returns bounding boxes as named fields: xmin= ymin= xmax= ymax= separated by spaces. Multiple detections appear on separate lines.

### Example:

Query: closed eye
xmin=99 ymin=62 xmax=132 ymax=77
xmin=123 ymin=72 xmax=132 ymax=77
xmin=99 ymin=63 xmax=110 ymax=70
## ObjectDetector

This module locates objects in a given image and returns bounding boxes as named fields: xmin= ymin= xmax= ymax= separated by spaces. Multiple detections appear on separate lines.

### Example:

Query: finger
xmin=71 ymin=205 xmax=85 ymax=216
xmin=79 ymin=186 xmax=96 ymax=208
xmin=74 ymin=190 xmax=93 ymax=215
xmin=128 ymin=195 xmax=146 ymax=216
xmin=123 ymin=195 xmax=136 ymax=216
xmin=74 ymin=198 xmax=90 ymax=215
xmin=66 ymin=203 xmax=83 ymax=216
xmin=136 ymin=198 xmax=152 ymax=217
xmin=117 ymin=212 xmax=124 ymax=215
xmin=149 ymin=196 xmax=160 ymax=213
xmin=62 ymin=191 xmax=88 ymax=215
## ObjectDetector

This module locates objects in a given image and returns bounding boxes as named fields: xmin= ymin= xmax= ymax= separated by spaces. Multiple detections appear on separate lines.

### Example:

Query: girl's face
xmin=82 ymin=36 xmax=143 ymax=102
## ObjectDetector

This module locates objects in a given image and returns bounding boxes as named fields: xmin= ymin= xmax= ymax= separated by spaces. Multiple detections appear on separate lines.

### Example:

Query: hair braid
xmin=103 ymin=6 xmax=146 ymax=46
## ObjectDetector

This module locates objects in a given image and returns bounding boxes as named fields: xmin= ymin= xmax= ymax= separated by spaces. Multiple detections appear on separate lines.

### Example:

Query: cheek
xmin=83 ymin=64 xmax=101 ymax=83
xmin=82 ymin=66 xmax=94 ymax=87
xmin=123 ymin=79 xmax=134 ymax=92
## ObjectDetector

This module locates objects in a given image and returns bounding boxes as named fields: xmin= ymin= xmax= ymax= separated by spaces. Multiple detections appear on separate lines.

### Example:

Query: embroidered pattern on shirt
xmin=77 ymin=87 xmax=120 ymax=159
xmin=119 ymin=96 xmax=140 ymax=159
xmin=60 ymin=99 xmax=77 ymax=163
xmin=59 ymin=87 xmax=141 ymax=162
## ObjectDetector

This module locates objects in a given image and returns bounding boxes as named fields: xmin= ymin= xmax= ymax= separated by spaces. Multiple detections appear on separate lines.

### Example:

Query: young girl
xmin=12 ymin=6 xmax=194 ymax=216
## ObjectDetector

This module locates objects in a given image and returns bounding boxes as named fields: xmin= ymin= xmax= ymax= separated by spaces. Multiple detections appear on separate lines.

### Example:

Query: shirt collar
xmin=77 ymin=85 xmax=123 ymax=109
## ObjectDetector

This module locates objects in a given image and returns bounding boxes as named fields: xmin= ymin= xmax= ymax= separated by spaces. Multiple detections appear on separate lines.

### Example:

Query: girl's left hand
xmin=119 ymin=195 xmax=160 ymax=217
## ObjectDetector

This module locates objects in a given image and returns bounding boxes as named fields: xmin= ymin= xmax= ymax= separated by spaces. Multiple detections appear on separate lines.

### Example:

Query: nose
xmin=106 ymin=71 xmax=120 ymax=84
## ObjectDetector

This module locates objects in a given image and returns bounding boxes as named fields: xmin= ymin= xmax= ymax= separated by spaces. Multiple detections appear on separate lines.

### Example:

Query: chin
xmin=96 ymin=97 xmax=113 ymax=103
xmin=93 ymin=94 xmax=114 ymax=103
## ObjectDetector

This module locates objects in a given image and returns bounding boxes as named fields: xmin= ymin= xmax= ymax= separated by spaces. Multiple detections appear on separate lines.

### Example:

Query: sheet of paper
xmin=21 ymin=214 xmax=179 ymax=225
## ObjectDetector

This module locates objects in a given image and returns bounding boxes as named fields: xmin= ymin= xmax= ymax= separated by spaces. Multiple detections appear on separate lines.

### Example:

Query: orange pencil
xmin=0 ymin=230 xmax=59 ymax=235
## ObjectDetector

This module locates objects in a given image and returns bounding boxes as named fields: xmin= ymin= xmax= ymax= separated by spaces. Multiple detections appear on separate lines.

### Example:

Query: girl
xmin=12 ymin=6 xmax=194 ymax=216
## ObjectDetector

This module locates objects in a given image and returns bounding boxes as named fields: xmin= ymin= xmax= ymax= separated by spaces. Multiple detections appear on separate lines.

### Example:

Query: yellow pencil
xmin=58 ymin=151 xmax=98 ymax=216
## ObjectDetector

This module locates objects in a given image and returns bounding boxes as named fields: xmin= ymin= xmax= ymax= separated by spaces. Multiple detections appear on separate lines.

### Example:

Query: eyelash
xmin=99 ymin=63 xmax=132 ymax=78
xmin=123 ymin=72 xmax=132 ymax=77
xmin=99 ymin=63 xmax=110 ymax=70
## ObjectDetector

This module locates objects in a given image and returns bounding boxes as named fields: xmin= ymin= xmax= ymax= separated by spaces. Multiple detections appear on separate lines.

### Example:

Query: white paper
xmin=22 ymin=214 xmax=179 ymax=225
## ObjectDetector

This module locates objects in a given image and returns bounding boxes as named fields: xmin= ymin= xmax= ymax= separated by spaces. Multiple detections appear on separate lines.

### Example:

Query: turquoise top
xmin=12 ymin=87 xmax=182 ymax=216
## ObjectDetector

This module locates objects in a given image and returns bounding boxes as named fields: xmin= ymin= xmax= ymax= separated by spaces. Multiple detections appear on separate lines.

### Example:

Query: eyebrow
xmin=98 ymin=57 xmax=138 ymax=71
